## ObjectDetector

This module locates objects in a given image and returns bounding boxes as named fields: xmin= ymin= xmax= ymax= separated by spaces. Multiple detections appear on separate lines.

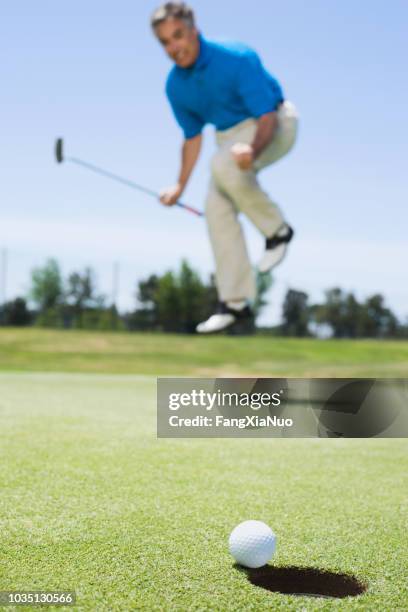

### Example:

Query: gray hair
xmin=151 ymin=2 xmax=195 ymax=30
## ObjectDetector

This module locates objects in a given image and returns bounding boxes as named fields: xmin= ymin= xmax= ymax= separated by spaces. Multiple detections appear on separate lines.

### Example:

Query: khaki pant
xmin=205 ymin=101 xmax=298 ymax=303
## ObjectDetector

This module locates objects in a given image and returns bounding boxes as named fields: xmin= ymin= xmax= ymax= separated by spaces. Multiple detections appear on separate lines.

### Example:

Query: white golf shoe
xmin=196 ymin=303 xmax=253 ymax=334
xmin=258 ymin=224 xmax=294 ymax=274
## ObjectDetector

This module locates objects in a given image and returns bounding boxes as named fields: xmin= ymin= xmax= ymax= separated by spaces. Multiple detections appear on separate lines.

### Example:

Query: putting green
xmin=0 ymin=373 xmax=407 ymax=610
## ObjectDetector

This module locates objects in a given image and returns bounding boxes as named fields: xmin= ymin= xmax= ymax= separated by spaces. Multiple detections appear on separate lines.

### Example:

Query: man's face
xmin=155 ymin=18 xmax=200 ymax=68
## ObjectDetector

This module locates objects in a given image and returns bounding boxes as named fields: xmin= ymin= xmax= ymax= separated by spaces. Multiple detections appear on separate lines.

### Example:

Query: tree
xmin=66 ymin=268 xmax=96 ymax=308
xmin=155 ymin=271 xmax=181 ymax=332
xmin=178 ymin=260 xmax=209 ymax=333
xmin=313 ymin=288 xmax=355 ymax=338
xmin=281 ymin=289 xmax=310 ymax=336
xmin=253 ymin=272 xmax=273 ymax=319
xmin=0 ymin=298 xmax=32 ymax=326
xmin=132 ymin=274 xmax=160 ymax=330
xmin=312 ymin=288 xmax=400 ymax=338
xmin=65 ymin=267 xmax=105 ymax=327
xmin=130 ymin=262 xmax=218 ymax=333
xmin=360 ymin=294 xmax=398 ymax=338
xmin=343 ymin=293 xmax=362 ymax=338
xmin=29 ymin=258 xmax=63 ymax=311
xmin=138 ymin=275 xmax=160 ymax=310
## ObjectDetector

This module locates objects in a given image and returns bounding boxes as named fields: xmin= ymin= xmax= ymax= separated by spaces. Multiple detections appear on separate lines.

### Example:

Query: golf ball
xmin=229 ymin=520 xmax=276 ymax=568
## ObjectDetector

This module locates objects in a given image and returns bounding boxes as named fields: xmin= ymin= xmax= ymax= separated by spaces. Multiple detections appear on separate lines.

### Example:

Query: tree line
xmin=280 ymin=288 xmax=405 ymax=338
xmin=0 ymin=258 xmax=406 ymax=338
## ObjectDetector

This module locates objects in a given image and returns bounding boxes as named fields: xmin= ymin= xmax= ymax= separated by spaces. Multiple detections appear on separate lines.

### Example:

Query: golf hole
xmin=237 ymin=565 xmax=367 ymax=598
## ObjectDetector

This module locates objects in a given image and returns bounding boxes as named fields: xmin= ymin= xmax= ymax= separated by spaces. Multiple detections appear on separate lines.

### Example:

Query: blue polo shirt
xmin=166 ymin=34 xmax=284 ymax=139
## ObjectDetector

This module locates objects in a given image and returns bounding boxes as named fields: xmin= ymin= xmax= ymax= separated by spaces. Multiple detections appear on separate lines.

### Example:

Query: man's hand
xmin=231 ymin=143 xmax=254 ymax=170
xmin=159 ymin=183 xmax=184 ymax=206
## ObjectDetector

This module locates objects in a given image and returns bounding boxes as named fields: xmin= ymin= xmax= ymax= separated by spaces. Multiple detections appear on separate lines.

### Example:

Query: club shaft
xmin=67 ymin=156 xmax=203 ymax=216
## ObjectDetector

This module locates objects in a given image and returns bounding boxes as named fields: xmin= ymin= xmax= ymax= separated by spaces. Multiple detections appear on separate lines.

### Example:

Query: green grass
xmin=0 ymin=328 xmax=408 ymax=376
xmin=0 ymin=331 xmax=407 ymax=609
xmin=0 ymin=373 xmax=407 ymax=610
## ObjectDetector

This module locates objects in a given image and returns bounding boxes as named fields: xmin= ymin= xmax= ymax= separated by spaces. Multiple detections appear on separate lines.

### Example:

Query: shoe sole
xmin=258 ymin=243 xmax=290 ymax=274
xmin=197 ymin=317 xmax=255 ymax=336
xmin=196 ymin=322 xmax=235 ymax=335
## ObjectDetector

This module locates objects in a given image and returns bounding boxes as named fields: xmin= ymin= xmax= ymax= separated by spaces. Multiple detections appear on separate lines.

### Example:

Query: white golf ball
xmin=229 ymin=520 xmax=276 ymax=568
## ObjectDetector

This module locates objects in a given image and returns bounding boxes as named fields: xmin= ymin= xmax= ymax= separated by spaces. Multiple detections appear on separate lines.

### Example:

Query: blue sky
xmin=1 ymin=1 xmax=407 ymax=324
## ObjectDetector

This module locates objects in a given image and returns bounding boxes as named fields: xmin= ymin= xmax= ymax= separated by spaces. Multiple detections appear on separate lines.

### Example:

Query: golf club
xmin=54 ymin=138 xmax=204 ymax=217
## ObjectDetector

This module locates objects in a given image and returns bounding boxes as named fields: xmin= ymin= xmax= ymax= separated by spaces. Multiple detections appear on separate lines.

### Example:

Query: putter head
xmin=55 ymin=138 xmax=64 ymax=163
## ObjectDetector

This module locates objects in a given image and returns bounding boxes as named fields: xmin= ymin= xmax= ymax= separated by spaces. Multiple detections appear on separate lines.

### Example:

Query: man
xmin=151 ymin=2 xmax=298 ymax=333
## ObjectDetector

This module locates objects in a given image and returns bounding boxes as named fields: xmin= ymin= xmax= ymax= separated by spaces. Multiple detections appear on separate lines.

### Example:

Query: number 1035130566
xmin=0 ymin=591 xmax=76 ymax=606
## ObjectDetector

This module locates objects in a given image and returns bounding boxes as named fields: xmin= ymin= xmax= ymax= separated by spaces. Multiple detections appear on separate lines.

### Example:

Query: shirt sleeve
xmin=236 ymin=51 xmax=283 ymax=117
xmin=166 ymin=83 xmax=205 ymax=140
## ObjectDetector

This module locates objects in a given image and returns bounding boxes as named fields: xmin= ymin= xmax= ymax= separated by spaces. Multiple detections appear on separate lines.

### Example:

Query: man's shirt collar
xmin=177 ymin=33 xmax=211 ymax=73
xmin=194 ymin=34 xmax=211 ymax=70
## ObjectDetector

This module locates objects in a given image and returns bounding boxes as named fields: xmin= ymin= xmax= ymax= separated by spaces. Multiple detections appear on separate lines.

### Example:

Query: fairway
xmin=1 ymin=329 xmax=408 ymax=377
xmin=0 ymin=368 xmax=407 ymax=610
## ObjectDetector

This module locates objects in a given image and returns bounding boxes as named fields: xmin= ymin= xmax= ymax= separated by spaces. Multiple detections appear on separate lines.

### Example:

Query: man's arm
xmin=231 ymin=111 xmax=278 ymax=170
xmin=160 ymin=134 xmax=202 ymax=206
xmin=251 ymin=111 xmax=278 ymax=159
